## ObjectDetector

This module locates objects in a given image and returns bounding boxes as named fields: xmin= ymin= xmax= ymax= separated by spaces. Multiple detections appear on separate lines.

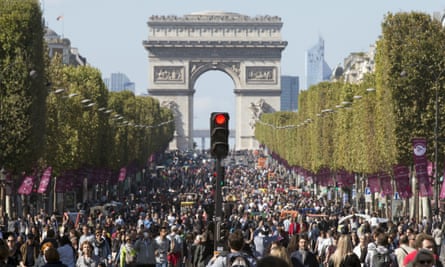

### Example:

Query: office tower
xmin=106 ymin=72 xmax=135 ymax=93
xmin=281 ymin=76 xmax=299 ymax=111
xmin=305 ymin=37 xmax=331 ymax=89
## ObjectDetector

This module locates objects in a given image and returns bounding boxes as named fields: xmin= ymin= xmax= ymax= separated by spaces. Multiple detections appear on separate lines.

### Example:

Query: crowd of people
xmin=0 ymin=150 xmax=443 ymax=267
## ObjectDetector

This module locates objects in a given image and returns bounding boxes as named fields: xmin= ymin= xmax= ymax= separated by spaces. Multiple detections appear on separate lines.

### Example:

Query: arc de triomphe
xmin=143 ymin=11 xmax=287 ymax=151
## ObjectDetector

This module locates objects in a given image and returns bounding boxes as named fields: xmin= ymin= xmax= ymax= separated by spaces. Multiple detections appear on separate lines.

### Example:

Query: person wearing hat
xmin=19 ymin=234 xmax=39 ymax=267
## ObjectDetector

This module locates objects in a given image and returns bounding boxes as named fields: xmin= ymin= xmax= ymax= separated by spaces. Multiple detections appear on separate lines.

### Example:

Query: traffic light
xmin=220 ymin=166 xmax=225 ymax=186
xmin=210 ymin=112 xmax=229 ymax=158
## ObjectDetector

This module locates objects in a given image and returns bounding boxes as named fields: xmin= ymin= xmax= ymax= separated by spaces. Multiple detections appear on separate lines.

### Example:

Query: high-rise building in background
xmin=281 ymin=76 xmax=299 ymax=111
xmin=104 ymin=72 xmax=135 ymax=93
xmin=305 ymin=37 xmax=332 ymax=89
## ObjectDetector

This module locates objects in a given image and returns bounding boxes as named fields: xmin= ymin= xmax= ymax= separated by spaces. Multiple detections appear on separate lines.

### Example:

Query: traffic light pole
xmin=209 ymin=112 xmax=229 ymax=253
xmin=214 ymin=156 xmax=223 ymax=252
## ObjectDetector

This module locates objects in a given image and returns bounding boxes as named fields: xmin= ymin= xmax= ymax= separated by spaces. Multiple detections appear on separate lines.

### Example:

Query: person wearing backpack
xmin=206 ymin=230 xmax=256 ymax=267
xmin=366 ymin=233 xmax=396 ymax=267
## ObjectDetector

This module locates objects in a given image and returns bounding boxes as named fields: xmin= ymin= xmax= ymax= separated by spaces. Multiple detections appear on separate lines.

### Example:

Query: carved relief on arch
xmin=154 ymin=66 xmax=184 ymax=83
xmin=190 ymin=61 xmax=240 ymax=76
xmin=246 ymin=66 xmax=277 ymax=84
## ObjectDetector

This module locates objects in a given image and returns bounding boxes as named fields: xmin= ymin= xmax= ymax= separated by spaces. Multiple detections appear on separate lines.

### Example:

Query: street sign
xmin=365 ymin=187 xmax=371 ymax=195
xmin=365 ymin=187 xmax=372 ymax=203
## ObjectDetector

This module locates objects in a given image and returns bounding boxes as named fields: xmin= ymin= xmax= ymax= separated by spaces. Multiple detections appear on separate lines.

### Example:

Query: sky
xmin=41 ymin=0 xmax=445 ymax=149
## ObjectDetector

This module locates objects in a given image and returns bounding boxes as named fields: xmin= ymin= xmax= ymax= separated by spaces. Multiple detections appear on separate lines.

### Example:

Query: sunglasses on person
xmin=418 ymin=259 xmax=433 ymax=265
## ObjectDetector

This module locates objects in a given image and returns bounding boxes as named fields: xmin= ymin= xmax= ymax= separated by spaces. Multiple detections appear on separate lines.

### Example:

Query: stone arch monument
xmin=143 ymin=11 xmax=287 ymax=151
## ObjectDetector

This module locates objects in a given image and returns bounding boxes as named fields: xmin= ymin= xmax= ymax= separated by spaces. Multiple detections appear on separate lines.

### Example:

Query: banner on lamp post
xmin=368 ymin=173 xmax=380 ymax=193
xmin=393 ymin=165 xmax=412 ymax=199
xmin=18 ymin=175 xmax=34 ymax=195
xmin=380 ymin=172 xmax=393 ymax=197
xmin=440 ymin=160 xmax=445 ymax=199
xmin=37 ymin=167 xmax=52 ymax=194
xmin=412 ymin=137 xmax=433 ymax=197
xmin=118 ymin=167 xmax=127 ymax=182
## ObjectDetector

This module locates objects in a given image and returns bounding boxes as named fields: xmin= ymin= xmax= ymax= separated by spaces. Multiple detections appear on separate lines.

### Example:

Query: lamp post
xmin=434 ymin=70 xmax=445 ymax=213
xmin=0 ymin=168 xmax=5 ymax=218
xmin=428 ymin=64 xmax=445 ymax=213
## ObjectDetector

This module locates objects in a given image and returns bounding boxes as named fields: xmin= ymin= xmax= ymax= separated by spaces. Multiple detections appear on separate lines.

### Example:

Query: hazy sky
xmin=41 ymin=0 xmax=445 ymax=147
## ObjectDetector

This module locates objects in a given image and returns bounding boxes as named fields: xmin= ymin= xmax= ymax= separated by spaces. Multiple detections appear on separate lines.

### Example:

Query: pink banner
xmin=336 ymin=170 xmax=345 ymax=187
xmin=118 ymin=167 xmax=127 ymax=182
xmin=18 ymin=175 xmax=35 ymax=195
xmin=336 ymin=170 xmax=354 ymax=187
xmin=428 ymin=161 xmax=433 ymax=177
xmin=380 ymin=172 xmax=393 ymax=197
xmin=37 ymin=167 xmax=52 ymax=194
xmin=345 ymin=171 xmax=355 ymax=186
xmin=413 ymin=138 xmax=433 ymax=197
xmin=319 ymin=168 xmax=334 ymax=187
xmin=368 ymin=174 xmax=380 ymax=193
xmin=55 ymin=176 xmax=66 ymax=193
xmin=393 ymin=165 xmax=412 ymax=199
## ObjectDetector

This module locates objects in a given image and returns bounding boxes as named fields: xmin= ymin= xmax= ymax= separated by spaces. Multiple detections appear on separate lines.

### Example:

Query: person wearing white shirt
xmin=353 ymin=234 xmax=368 ymax=267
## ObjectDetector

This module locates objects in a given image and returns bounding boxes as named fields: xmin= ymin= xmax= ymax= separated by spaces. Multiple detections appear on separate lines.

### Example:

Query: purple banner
xmin=336 ymin=170 xmax=354 ymax=187
xmin=37 ymin=167 xmax=52 ymax=194
xmin=18 ymin=175 xmax=34 ymax=195
xmin=393 ymin=165 xmax=412 ymax=199
xmin=368 ymin=174 xmax=380 ymax=193
xmin=380 ymin=172 xmax=393 ymax=197
xmin=318 ymin=168 xmax=334 ymax=187
xmin=412 ymin=138 xmax=433 ymax=197
xmin=118 ymin=167 xmax=127 ymax=182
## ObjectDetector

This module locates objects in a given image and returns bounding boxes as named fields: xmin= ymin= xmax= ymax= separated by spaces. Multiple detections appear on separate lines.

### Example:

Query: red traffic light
xmin=214 ymin=113 xmax=227 ymax=125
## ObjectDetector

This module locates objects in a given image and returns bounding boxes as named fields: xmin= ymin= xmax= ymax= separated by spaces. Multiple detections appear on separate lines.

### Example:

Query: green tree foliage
xmin=376 ymin=12 xmax=445 ymax=167
xmin=256 ymin=11 xmax=445 ymax=176
xmin=0 ymin=0 xmax=175 ymax=177
xmin=0 ymin=0 xmax=46 ymax=173
xmin=46 ymin=58 xmax=175 ymax=174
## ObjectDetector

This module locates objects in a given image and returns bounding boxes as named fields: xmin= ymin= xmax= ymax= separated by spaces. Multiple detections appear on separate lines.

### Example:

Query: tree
xmin=0 ymin=0 xmax=46 ymax=173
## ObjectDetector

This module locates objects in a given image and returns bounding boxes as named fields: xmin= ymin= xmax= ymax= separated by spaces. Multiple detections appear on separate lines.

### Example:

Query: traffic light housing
xmin=210 ymin=112 xmax=229 ymax=158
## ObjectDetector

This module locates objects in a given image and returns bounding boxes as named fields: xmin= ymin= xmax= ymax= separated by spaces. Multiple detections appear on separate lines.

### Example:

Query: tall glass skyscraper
xmin=305 ymin=37 xmax=332 ymax=89
xmin=281 ymin=76 xmax=299 ymax=111
xmin=104 ymin=72 xmax=135 ymax=93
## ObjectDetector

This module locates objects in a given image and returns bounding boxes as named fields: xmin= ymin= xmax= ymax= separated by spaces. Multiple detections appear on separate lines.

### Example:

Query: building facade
xmin=341 ymin=44 xmax=376 ymax=84
xmin=281 ymin=75 xmax=299 ymax=111
xmin=143 ymin=11 xmax=287 ymax=150
xmin=44 ymin=27 xmax=87 ymax=66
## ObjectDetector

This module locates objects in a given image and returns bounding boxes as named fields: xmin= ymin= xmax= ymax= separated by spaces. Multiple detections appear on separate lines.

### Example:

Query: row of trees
xmin=0 ymin=0 xmax=174 ymax=177
xmin=255 ymin=12 xmax=445 ymax=176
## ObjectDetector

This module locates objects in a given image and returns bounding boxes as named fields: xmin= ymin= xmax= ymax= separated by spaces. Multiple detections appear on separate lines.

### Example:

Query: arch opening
xmin=193 ymin=70 xmax=235 ymax=151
